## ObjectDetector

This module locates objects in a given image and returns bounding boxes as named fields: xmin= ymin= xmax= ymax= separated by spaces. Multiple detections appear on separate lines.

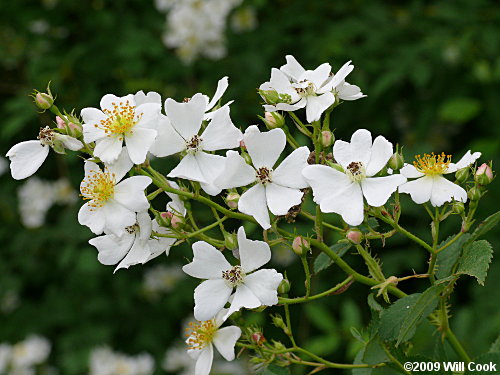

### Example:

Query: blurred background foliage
xmin=0 ymin=0 xmax=498 ymax=374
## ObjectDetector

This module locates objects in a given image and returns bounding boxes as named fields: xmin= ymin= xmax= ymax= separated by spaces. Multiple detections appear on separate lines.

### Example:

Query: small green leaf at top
xmin=436 ymin=234 xmax=470 ymax=279
xmin=313 ymin=242 xmax=351 ymax=274
xmin=468 ymin=211 xmax=500 ymax=244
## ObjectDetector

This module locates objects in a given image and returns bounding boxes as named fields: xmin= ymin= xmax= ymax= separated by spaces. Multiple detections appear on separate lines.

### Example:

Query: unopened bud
xmin=161 ymin=211 xmax=184 ymax=229
xmin=242 ymin=152 xmax=252 ymax=165
xmin=160 ymin=211 xmax=173 ymax=226
xmin=34 ymin=92 xmax=54 ymax=110
xmin=225 ymin=192 xmax=240 ymax=209
xmin=239 ymin=140 xmax=246 ymax=149
xmin=467 ymin=186 xmax=482 ymax=201
xmin=475 ymin=163 xmax=494 ymax=185
xmin=292 ymin=236 xmax=310 ymax=256
xmin=263 ymin=111 xmax=285 ymax=129
xmin=451 ymin=201 xmax=465 ymax=215
xmin=388 ymin=152 xmax=404 ymax=171
xmin=271 ymin=314 xmax=286 ymax=330
xmin=250 ymin=332 xmax=266 ymax=346
xmin=321 ymin=130 xmax=334 ymax=148
xmin=278 ymin=279 xmax=290 ymax=294
xmin=346 ymin=229 xmax=363 ymax=244
xmin=224 ymin=232 xmax=238 ymax=250
xmin=455 ymin=167 xmax=470 ymax=184
xmin=56 ymin=115 xmax=83 ymax=138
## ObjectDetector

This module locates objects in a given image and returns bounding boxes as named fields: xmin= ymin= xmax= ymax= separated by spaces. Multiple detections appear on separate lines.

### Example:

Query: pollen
xmin=186 ymin=134 xmax=203 ymax=153
xmin=413 ymin=152 xmax=451 ymax=175
xmin=37 ymin=126 xmax=55 ymax=146
xmin=80 ymin=169 xmax=116 ymax=209
xmin=222 ymin=265 xmax=245 ymax=286
xmin=96 ymin=100 xmax=141 ymax=136
xmin=256 ymin=167 xmax=273 ymax=185
xmin=185 ymin=320 xmax=217 ymax=350
xmin=346 ymin=161 xmax=366 ymax=182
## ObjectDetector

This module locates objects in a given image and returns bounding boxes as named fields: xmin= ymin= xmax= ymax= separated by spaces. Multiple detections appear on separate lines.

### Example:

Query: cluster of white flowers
xmin=0 ymin=336 xmax=51 ymax=375
xmin=89 ymin=347 xmax=154 ymax=375
xmin=17 ymin=177 xmax=77 ymax=228
xmin=155 ymin=0 xmax=256 ymax=63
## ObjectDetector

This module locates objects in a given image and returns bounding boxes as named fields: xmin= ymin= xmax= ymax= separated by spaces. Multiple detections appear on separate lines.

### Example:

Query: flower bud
xmin=321 ymin=130 xmax=334 ymax=148
xmin=263 ymin=111 xmax=285 ymax=129
xmin=277 ymin=279 xmax=290 ymax=294
xmin=271 ymin=314 xmax=286 ymax=330
xmin=250 ymin=332 xmax=266 ymax=346
xmin=239 ymin=140 xmax=246 ymax=149
xmin=388 ymin=152 xmax=404 ymax=171
xmin=291 ymin=236 xmax=310 ymax=256
xmin=346 ymin=229 xmax=363 ymax=244
xmin=160 ymin=211 xmax=173 ymax=226
xmin=242 ymin=152 xmax=253 ymax=165
xmin=34 ymin=92 xmax=54 ymax=110
xmin=161 ymin=211 xmax=185 ymax=229
xmin=475 ymin=163 xmax=494 ymax=185
xmin=259 ymin=89 xmax=280 ymax=105
xmin=455 ymin=167 xmax=470 ymax=184
xmin=225 ymin=192 xmax=240 ymax=209
xmin=224 ymin=232 xmax=238 ymax=250
xmin=451 ymin=201 xmax=465 ymax=215
xmin=467 ymin=186 xmax=482 ymax=201
xmin=56 ymin=115 xmax=83 ymax=138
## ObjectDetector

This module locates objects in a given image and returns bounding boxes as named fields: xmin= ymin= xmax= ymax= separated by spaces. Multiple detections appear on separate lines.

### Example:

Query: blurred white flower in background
xmin=0 ymin=335 xmax=52 ymax=374
xmin=89 ymin=347 xmax=154 ymax=375
xmin=230 ymin=6 xmax=257 ymax=33
xmin=142 ymin=264 xmax=185 ymax=299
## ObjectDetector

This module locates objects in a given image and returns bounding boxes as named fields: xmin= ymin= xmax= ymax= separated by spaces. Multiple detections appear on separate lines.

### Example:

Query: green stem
xmin=435 ymin=231 xmax=464 ymax=254
xmin=147 ymin=188 xmax=163 ymax=201
xmin=445 ymin=328 xmax=471 ymax=363
xmin=293 ymin=346 xmax=380 ymax=369
xmin=289 ymin=112 xmax=312 ymax=137
xmin=381 ymin=342 xmax=412 ymax=375
xmin=300 ymin=255 xmax=311 ymax=298
xmin=283 ymin=303 xmax=296 ymax=346
xmin=300 ymin=211 xmax=343 ymax=232
xmin=279 ymin=276 xmax=353 ymax=304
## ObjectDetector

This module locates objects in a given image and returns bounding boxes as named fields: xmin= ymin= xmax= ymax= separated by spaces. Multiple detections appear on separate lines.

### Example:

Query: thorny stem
xmin=278 ymin=276 xmax=354 ymax=304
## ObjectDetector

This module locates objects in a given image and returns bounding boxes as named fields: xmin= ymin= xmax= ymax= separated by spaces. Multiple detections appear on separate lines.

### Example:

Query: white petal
xmin=168 ymin=153 xmax=207 ymax=183
xmin=206 ymin=76 xmax=229 ymax=112
xmin=302 ymin=165 xmax=351 ymax=204
xmin=361 ymin=175 xmax=407 ymax=207
xmin=430 ymin=176 xmax=467 ymax=207
xmin=165 ymin=93 xmax=206 ymax=140
xmin=124 ymin=128 xmax=157 ymax=164
xmin=165 ymin=180 xmax=186 ymax=216
xmin=78 ymin=203 xmax=106 ymax=235
xmin=244 ymin=126 xmax=286 ymax=169
xmin=333 ymin=129 xmax=372 ymax=168
xmin=134 ymin=91 xmax=161 ymax=106
xmin=56 ymin=134 xmax=83 ymax=151
xmin=398 ymin=176 xmax=433 ymax=204
xmin=201 ymin=106 xmax=242 ymax=151
xmin=215 ymin=151 xmax=255 ymax=190
xmin=280 ymin=55 xmax=305 ymax=81
xmin=193 ymin=279 xmax=233 ymax=321
xmin=182 ymin=241 xmax=231 ymax=279
xmin=244 ymin=269 xmax=283 ymax=306
xmin=195 ymin=152 xmax=226 ymax=196
xmin=137 ymin=211 xmax=153 ymax=241
xmin=237 ymin=226 xmax=271 ymax=273
xmin=93 ymin=136 xmax=123 ymax=164
xmin=272 ymin=147 xmax=310 ymax=189
xmin=134 ymin=102 xmax=161 ymax=130
xmin=320 ymin=182 xmax=365 ymax=226
xmin=6 ymin=140 xmax=49 ymax=180
xmin=365 ymin=136 xmax=393 ymax=177
xmin=446 ymin=150 xmax=481 ymax=173
xmin=268 ymin=68 xmax=301 ymax=101
xmin=301 ymin=63 xmax=331 ymax=88
xmin=82 ymin=123 xmax=107 ymax=143
xmin=149 ymin=115 xmax=186 ymax=157
xmin=81 ymin=107 xmax=106 ymax=124
xmin=102 ymin=200 xmax=136 ymax=237
xmin=105 ymin=147 xmax=133 ymax=182
xmin=194 ymin=345 xmax=213 ymax=375
xmin=100 ymin=94 xmax=134 ymax=112
xmin=212 ymin=326 xmax=241 ymax=361
xmin=114 ymin=176 xmax=151 ymax=211
xmin=226 ymin=284 xmax=261 ymax=317
xmin=305 ymin=92 xmax=335 ymax=123
xmin=204 ymin=101 xmax=233 ymax=121
xmin=338 ymin=82 xmax=365 ymax=100
xmin=400 ymin=163 xmax=425 ymax=178
xmin=275 ymin=100 xmax=307 ymax=111
xmin=266 ymin=183 xmax=304 ymax=216
xmin=115 ymin=238 xmax=151 ymax=272
xmin=320 ymin=61 xmax=354 ymax=93
xmin=89 ymin=233 xmax=134 ymax=265
xmin=238 ymin=184 xmax=270 ymax=229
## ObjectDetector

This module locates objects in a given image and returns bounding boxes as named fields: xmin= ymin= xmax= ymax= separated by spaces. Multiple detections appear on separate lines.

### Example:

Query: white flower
xmin=303 ymin=129 xmax=407 ymax=226
xmin=89 ymin=347 xmax=154 ymax=375
xmin=217 ymin=125 xmax=309 ymax=229
xmin=152 ymin=92 xmax=242 ymax=195
xmin=6 ymin=126 xmax=83 ymax=180
xmin=143 ymin=264 xmax=185 ymax=296
xmin=322 ymin=61 xmax=366 ymax=101
xmin=183 ymin=226 xmax=283 ymax=321
xmin=185 ymin=309 xmax=241 ymax=375
xmin=0 ymin=344 xmax=12 ymax=373
xmin=81 ymin=93 xmax=161 ymax=164
xmin=398 ymin=151 xmax=481 ymax=206
xmin=78 ymin=148 xmax=152 ymax=236
xmin=11 ymin=335 xmax=51 ymax=369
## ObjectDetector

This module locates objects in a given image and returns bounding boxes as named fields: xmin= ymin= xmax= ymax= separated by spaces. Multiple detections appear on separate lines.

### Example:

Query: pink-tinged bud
xmin=263 ymin=111 xmax=284 ymax=129
xmin=239 ymin=140 xmax=246 ymax=149
xmin=35 ymin=92 xmax=53 ymax=110
xmin=346 ymin=229 xmax=363 ymax=244
xmin=170 ymin=214 xmax=184 ymax=229
xmin=292 ymin=236 xmax=310 ymax=256
xmin=321 ymin=130 xmax=334 ymax=148
xmin=56 ymin=116 xmax=66 ymax=129
xmin=226 ymin=192 xmax=240 ymax=209
xmin=251 ymin=332 xmax=266 ymax=346
xmin=475 ymin=163 xmax=494 ymax=185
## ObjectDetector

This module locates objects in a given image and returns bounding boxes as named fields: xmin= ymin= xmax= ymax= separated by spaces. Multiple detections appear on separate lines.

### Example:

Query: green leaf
xmin=439 ymin=97 xmax=482 ymax=123
xmin=489 ymin=335 xmax=500 ymax=353
xmin=436 ymin=234 xmax=470 ymax=279
xmin=362 ymin=338 xmax=389 ymax=365
xmin=350 ymin=327 xmax=365 ymax=343
xmin=464 ymin=352 xmax=500 ymax=374
xmin=263 ymin=364 xmax=291 ymax=375
xmin=379 ymin=284 xmax=445 ymax=344
xmin=313 ymin=242 xmax=351 ymax=274
xmin=353 ymin=347 xmax=372 ymax=375
xmin=468 ymin=211 xmax=500 ymax=244
xmin=456 ymin=240 xmax=493 ymax=286
xmin=367 ymin=294 xmax=384 ymax=315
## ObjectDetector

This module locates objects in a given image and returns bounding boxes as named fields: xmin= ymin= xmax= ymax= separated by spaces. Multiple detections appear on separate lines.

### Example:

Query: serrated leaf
xmin=313 ymin=242 xmax=351 ymax=274
xmin=456 ymin=240 xmax=493 ymax=286
xmin=263 ymin=364 xmax=290 ymax=375
xmin=468 ymin=211 xmax=500 ymax=244
xmin=350 ymin=327 xmax=365 ymax=343
xmin=363 ymin=338 xmax=389 ymax=364
xmin=367 ymin=294 xmax=384 ymax=314
xmin=353 ymin=347 xmax=373 ymax=375
xmin=436 ymin=234 xmax=470 ymax=279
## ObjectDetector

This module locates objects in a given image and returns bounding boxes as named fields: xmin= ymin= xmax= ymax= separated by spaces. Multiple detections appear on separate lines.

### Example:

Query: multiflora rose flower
xmin=303 ymin=129 xmax=407 ymax=226
xmin=398 ymin=150 xmax=481 ymax=206
xmin=78 ymin=148 xmax=152 ymax=236
xmin=81 ymin=92 xmax=161 ymax=164
xmin=182 ymin=227 xmax=283 ymax=321
xmin=216 ymin=125 xmax=310 ymax=229
xmin=185 ymin=309 xmax=241 ymax=375
xmin=6 ymin=126 xmax=83 ymax=180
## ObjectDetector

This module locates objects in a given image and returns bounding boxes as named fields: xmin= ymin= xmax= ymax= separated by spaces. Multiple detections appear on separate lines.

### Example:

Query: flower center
xmin=125 ymin=223 xmax=139 ymax=234
xmin=37 ymin=126 xmax=55 ymax=146
xmin=80 ymin=169 xmax=116 ymax=209
xmin=256 ymin=167 xmax=273 ymax=185
xmin=346 ymin=161 xmax=366 ymax=182
xmin=413 ymin=152 xmax=451 ymax=175
xmin=185 ymin=320 xmax=217 ymax=350
xmin=186 ymin=134 xmax=203 ymax=153
xmin=293 ymin=80 xmax=316 ymax=97
xmin=222 ymin=265 xmax=245 ymax=286
xmin=97 ymin=100 xmax=140 ymax=137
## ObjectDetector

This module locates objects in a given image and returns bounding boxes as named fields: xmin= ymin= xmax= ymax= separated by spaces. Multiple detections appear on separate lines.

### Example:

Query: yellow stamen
xmin=95 ymin=100 xmax=141 ymax=136
xmin=413 ymin=152 xmax=451 ymax=175
xmin=80 ymin=169 xmax=116 ymax=209
xmin=185 ymin=320 xmax=217 ymax=350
